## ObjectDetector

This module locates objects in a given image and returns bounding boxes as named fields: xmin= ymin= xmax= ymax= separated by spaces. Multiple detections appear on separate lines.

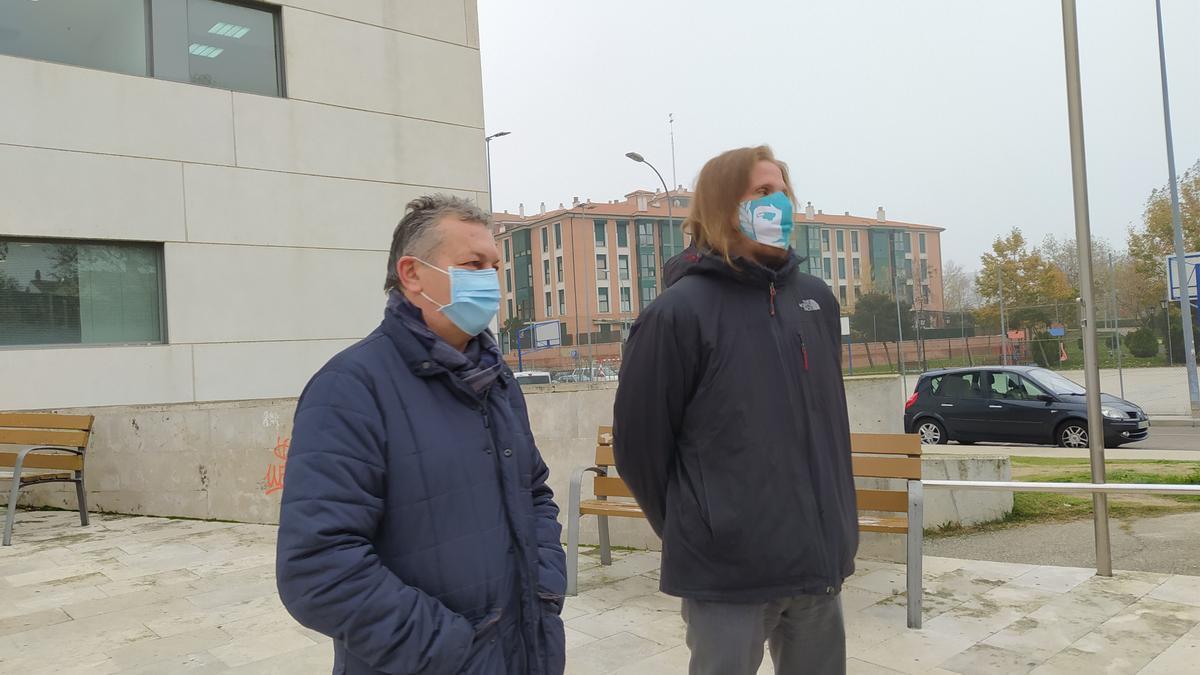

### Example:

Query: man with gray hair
xmin=277 ymin=195 xmax=567 ymax=675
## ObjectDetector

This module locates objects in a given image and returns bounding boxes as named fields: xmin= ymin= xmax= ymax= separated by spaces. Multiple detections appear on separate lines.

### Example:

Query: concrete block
xmin=231 ymin=93 xmax=487 ymax=190
xmin=0 ymin=145 xmax=185 ymax=242
xmin=193 ymin=339 xmax=356 ymax=402
xmin=284 ymin=9 xmax=483 ymax=127
xmin=0 ymin=345 xmax=194 ymax=410
xmin=0 ymin=55 xmax=234 ymax=164
xmin=163 ymin=243 xmax=384 ymax=344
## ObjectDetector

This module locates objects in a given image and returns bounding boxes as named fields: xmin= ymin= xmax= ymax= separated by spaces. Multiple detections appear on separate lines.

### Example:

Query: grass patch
xmin=925 ymin=457 xmax=1200 ymax=537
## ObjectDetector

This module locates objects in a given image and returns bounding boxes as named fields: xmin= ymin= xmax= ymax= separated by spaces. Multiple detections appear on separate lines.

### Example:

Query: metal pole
xmin=669 ymin=113 xmax=678 ymax=194
xmin=1061 ymin=0 xmax=1111 ymax=576
xmin=1155 ymin=0 xmax=1200 ymax=415
xmin=1166 ymin=302 xmax=1174 ymax=366
xmin=1111 ymin=254 xmax=1124 ymax=398
xmin=998 ymin=276 xmax=1008 ymax=365
xmin=891 ymin=232 xmax=907 ymax=393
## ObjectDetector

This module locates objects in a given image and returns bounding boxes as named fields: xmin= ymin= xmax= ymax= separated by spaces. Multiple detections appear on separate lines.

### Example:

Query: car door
xmin=981 ymin=371 xmax=1053 ymax=442
xmin=931 ymin=371 xmax=989 ymax=438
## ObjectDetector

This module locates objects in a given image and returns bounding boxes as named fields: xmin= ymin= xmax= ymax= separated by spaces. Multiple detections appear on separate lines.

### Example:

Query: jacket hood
xmin=664 ymin=244 xmax=804 ymax=289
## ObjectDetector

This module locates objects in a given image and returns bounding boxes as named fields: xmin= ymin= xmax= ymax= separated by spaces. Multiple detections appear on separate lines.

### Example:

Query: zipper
xmin=797 ymin=330 xmax=809 ymax=371
xmin=769 ymin=282 xmax=777 ymax=316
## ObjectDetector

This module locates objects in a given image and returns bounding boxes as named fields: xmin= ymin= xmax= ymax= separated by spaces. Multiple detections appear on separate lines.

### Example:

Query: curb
xmin=1150 ymin=417 xmax=1200 ymax=428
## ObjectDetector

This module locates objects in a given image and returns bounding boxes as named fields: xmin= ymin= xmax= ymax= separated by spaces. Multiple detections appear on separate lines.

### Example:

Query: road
xmin=924 ymin=425 xmax=1199 ymax=461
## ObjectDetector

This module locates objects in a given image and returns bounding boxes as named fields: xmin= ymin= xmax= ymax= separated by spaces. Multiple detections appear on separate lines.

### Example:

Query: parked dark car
xmin=903 ymin=366 xmax=1150 ymax=448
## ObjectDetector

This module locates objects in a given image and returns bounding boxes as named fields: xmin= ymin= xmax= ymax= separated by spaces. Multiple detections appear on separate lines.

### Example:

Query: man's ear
xmin=397 ymin=257 xmax=423 ymax=293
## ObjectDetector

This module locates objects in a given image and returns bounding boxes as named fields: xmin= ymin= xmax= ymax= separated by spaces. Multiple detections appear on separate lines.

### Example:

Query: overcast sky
xmin=477 ymin=0 xmax=1199 ymax=272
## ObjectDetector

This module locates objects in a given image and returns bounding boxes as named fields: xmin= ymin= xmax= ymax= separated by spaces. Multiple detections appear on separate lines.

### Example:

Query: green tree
xmin=850 ymin=292 xmax=912 ymax=342
xmin=976 ymin=228 xmax=1075 ymax=332
xmin=1128 ymin=159 xmax=1199 ymax=295
xmin=1125 ymin=328 xmax=1160 ymax=358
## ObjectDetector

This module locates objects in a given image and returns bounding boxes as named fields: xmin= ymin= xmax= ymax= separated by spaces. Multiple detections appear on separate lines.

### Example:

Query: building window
xmin=920 ymin=259 xmax=928 ymax=280
xmin=919 ymin=233 xmax=927 ymax=254
xmin=618 ymin=255 xmax=630 ymax=281
xmin=554 ymin=223 xmax=562 ymax=249
xmin=545 ymin=291 xmax=552 ymax=317
xmin=503 ymin=239 xmax=511 ymax=263
xmin=838 ymin=258 xmax=846 ymax=280
xmin=543 ymin=259 xmax=550 ymax=285
xmin=598 ymin=287 xmax=610 ymax=313
xmin=0 ymin=238 xmax=165 ymax=347
xmin=852 ymin=258 xmax=861 ymax=279
xmin=505 ymin=269 xmax=512 ymax=291
xmin=640 ymin=285 xmax=658 ymax=308
xmin=904 ymin=259 xmax=914 ymax=280
xmin=821 ymin=229 xmax=830 ymax=252
xmin=596 ymin=254 xmax=608 ymax=281
xmin=620 ymin=287 xmax=631 ymax=312
xmin=854 ymin=286 xmax=862 ymax=300
xmin=0 ymin=0 xmax=283 ymax=97
xmin=558 ymin=289 xmax=566 ymax=315
xmin=638 ymin=222 xmax=655 ymax=247
xmin=617 ymin=221 xmax=629 ymax=248
xmin=839 ymin=286 xmax=847 ymax=304
xmin=540 ymin=227 xmax=548 ymax=252
xmin=852 ymin=231 xmax=860 ymax=253
xmin=556 ymin=256 xmax=564 ymax=280
xmin=507 ymin=299 xmax=514 ymax=318
xmin=836 ymin=230 xmax=844 ymax=252
xmin=823 ymin=258 xmax=832 ymax=279
xmin=594 ymin=221 xmax=607 ymax=247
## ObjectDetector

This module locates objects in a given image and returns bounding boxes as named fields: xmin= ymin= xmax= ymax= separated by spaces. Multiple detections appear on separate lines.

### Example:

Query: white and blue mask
xmin=418 ymin=260 xmax=501 ymax=336
xmin=737 ymin=192 xmax=795 ymax=249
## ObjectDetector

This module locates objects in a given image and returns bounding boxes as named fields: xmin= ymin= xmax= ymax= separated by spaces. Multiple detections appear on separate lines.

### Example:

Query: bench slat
xmin=593 ymin=476 xmax=634 ymax=498
xmin=595 ymin=446 xmax=615 ymax=466
xmin=852 ymin=456 xmax=921 ymax=480
xmin=0 ymin=413 xmax=94 ymax=431
xmin=850 ymin=433 xmax=921 ymax=456
xmin=0 ymin=429 xmax=90 ymax=448
xmin=856 ymin=489 xmax=909 ymax=513
xmin=580 ymin=500 xmax=644 ymax=518
xmin=597 ymin=426 xmax=613 ymax=446
xmin=857 ymin=514 xmax=909 ymax=533
xmin=0 ymin=452 xmax=84 ymax=471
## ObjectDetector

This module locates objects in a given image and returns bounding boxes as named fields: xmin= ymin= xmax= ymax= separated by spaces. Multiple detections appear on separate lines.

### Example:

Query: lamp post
xmin=484 ymin=131 xmax=511 ymax=211
xmin=624 ymin=152 xmax=674 ymax=226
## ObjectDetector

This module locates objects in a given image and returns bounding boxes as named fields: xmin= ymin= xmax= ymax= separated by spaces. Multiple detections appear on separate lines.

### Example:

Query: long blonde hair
xmin=683 ymin=146 xmax=795 ymax=262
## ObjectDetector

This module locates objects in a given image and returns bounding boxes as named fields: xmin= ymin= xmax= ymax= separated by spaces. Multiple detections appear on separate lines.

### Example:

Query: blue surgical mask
xmin=417 ymin=260 xmax=501 ymax=336
xmin=738 ymin=192 xmax=795 ymax=249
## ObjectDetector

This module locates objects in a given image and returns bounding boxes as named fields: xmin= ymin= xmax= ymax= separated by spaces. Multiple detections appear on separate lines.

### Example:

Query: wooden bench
xmin=566 ymin=427 xmax=925 ymax=628
xmin=0 ymin=413 xmax=94 ymax=546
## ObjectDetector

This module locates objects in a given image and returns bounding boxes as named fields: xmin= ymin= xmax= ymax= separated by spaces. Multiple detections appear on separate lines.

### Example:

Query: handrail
xmin=923 ymin=480 xmax=1200 ymax=496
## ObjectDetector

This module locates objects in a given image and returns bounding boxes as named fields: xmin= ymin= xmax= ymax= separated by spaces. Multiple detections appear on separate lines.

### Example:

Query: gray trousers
xmin=681 ymin=594 xmax=845 ymax=675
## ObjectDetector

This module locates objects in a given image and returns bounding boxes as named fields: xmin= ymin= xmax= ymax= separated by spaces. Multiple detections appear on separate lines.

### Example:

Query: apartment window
xmin=594 ymin=221 xmax=607 ymax=247
xmin=905 ymin=259 xmax=914 ymax=280
xmin=598 ymin=288 xmax=610 ymax=313
xmin=0 ymin=238 xmax=165 ymax=347
xmin=838 ymin=258 xmax=846 ymax=280
xmin=618 ymin=255 xmax=630 ymax=281
xmin=507 ymin=299 xmax=514 ymax=318
xmin=640 ymin=286 xmax=658 ymax=307
xmin=852 ymin=258 xmax=861 ymax=279
xmin=852 ymin=231 xmax=860 ymax=253
xmin=854 ymin=286 xmax=862 ymax=300
xmin=839 ymin=286 xmax=847 ymax=304
xmin=541 ymin=227 xmax=548 ymax=252
xmin=821 ymin=229 xmax=830 ymax=252
xmin=0 ymin=0 xmax=283 ymax=97
xmin=638 ymin=222 xmax=655 ymax=246
xmin=556 ymin=256 xmax=564 ymax=280
xmin=503 ymin=239 xmax=511 ymax=263
xmin=545 ymin=291 xmax=553 ymax=317
xmin=823 ymin=258 xmax=832 ymax=279
xmin=920 ymin=259 xmax=928 ymax=280
xmin=919 ymin=233 xmax=927 ymax=254
xmin=836 ymin=230 xmax=844 ymax=252
xmin=596 ymin=254 xmax=609 ymax=281
xmin=616 ymin=221 xmax=629 ymax=248
xmin=620 ymin=287 xmax=631 ymax=312
xmin=505 ymin=269 xmax=512 ymax=291
xmin=558 ymin=289 xmax=566 ymax=315
xmin=543 ymin=259 xmax=550 ymax=285
xmin=554 ymin=223 xmax=562 ymax=249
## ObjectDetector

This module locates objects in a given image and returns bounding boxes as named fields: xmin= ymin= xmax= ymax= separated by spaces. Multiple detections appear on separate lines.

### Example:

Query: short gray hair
xmin=384 ymin=194 xmax=490 ymax=292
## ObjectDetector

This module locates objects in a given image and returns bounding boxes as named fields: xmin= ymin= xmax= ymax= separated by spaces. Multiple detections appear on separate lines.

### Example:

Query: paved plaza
xmin=0 ymin=511 xmax=1198 ymax=674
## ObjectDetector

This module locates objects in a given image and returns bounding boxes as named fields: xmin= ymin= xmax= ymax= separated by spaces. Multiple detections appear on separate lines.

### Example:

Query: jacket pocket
xmin=459 ymin=608 xmax=503 ymax=674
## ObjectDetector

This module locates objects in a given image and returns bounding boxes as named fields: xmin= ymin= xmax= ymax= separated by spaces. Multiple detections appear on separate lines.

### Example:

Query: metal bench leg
xmin=907 ymin=480 xmax=924 ymax=629
xmin=597 ymin=515 xmax=612 ymax=566
xmin=567 ymin=467 xmax=585 ymax=596
xmin=75 ymin=471 xmax=88 ymax=527
xmin=3 ymin=458 xmax=25 ymax=546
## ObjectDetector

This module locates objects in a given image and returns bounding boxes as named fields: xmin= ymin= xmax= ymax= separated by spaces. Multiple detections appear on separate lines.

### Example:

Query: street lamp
xmin=624 ymin=152 xmax=674 ymax=226
xmin=484 ymin=131 xmax=511 ymax=211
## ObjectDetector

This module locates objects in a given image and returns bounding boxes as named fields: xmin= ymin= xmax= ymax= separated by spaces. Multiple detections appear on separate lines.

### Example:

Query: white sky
xmin=477 ymin=0 xmax=1199 ymax=272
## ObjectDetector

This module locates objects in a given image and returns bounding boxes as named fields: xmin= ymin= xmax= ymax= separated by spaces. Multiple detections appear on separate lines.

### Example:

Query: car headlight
xmin=1101 ymin=407 xmax=1125 ymax=420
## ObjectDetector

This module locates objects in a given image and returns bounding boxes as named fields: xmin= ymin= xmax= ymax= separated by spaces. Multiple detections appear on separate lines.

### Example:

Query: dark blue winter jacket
xmin=276 ymin=304 xmax=567 ymax=675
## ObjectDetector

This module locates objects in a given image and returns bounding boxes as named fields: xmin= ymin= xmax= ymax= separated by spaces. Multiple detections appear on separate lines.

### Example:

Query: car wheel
xmin=1057 ymin=421 xmax=1089 ymax=448
xmin=917 ymin=419 xmax=948 ymax=445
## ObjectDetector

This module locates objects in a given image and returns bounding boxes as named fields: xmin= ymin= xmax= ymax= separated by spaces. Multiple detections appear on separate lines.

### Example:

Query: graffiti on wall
xmin=264 ymin=436 xmax=290 ymax=496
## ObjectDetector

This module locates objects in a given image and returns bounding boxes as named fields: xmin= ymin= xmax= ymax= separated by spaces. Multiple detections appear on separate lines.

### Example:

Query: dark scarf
xmin=387 ymin=292 xmax=504 ymax=395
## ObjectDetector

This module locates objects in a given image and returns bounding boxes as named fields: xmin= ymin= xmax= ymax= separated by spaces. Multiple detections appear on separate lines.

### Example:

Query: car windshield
xmin=1029 ymin=368 xmax=1085 ymax=395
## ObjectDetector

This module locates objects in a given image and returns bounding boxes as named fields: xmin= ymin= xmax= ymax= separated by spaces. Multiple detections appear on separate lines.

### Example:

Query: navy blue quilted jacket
xmin=276 ymin=306 xmax=567 ymax=675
